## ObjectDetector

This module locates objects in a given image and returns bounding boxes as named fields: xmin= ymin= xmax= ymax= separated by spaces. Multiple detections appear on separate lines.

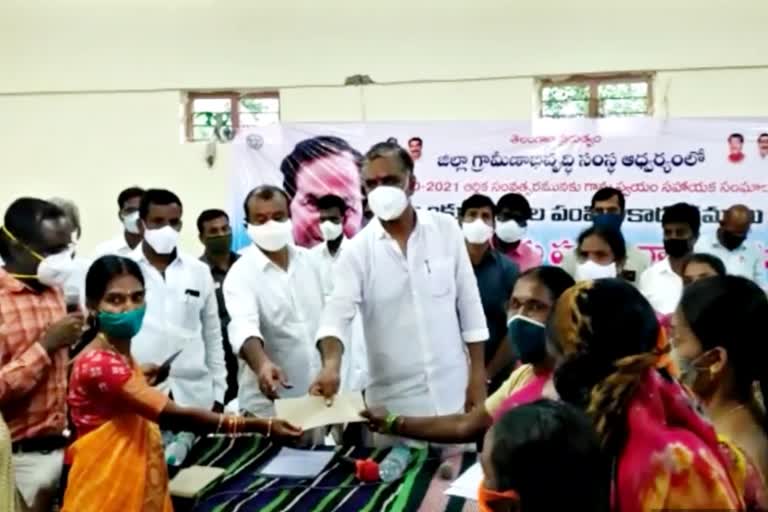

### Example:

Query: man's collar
xmin=372 ymin=208 xmax=431 ymax=240
xmin=249 ymin=244 xmax=295 ymax=271
xmin=200 ymin=251 xmax=239 ymax=270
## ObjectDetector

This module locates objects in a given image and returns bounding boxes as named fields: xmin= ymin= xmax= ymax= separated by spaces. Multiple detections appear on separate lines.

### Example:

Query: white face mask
xmin=462 ymin=219 xmax=494 ymax=245
xmin=247 ymin=219 xmax=293 ymax=252
xmin=319 ymin=221 xmax=343 ymax=242
xmin=367 ymin=185 xmax=408 ymax=221
xmin=495 ymin=220 xmax=526 ymax=243
xmin=122 ymin=212 xmax=140 ymax=235
xmin=143 ymin=225 xmax=180 ymax=254
xmin=37 ymin=248 xmax=75 ymax=288
xmin=575 ymin=260 xmax=617 ymax=281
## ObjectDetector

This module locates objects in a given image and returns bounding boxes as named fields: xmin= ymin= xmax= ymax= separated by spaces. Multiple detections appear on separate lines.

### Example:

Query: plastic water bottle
xmin=165 ymin=432 xmax=195 ymax=466
xmin=378 ymin=444 xmax=412 ymax=482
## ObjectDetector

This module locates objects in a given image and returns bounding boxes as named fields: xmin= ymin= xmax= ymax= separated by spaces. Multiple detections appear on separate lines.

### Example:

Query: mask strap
xmin=1 ymin=226 xmax=46 ymax=262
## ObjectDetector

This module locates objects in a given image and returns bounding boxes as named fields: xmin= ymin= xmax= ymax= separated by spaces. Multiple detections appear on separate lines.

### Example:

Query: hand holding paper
xmin=274 ymin=392 xmax=365 ymax=430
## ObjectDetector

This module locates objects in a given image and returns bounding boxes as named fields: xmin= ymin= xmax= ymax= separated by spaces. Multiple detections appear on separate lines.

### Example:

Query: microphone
xmin=64 ymin=286 xmax=81 ymax=314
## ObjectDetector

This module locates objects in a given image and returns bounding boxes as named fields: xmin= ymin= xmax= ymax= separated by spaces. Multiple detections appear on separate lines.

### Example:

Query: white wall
xmin=1 ymin=0 xmax=767 ymax=253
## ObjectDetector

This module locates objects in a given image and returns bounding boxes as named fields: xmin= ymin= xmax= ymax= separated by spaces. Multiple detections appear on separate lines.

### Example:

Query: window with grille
xmin=539 ymin=75 xmax=652 ymax=119
xmin=184 ymin=92 xmax=280 ymax=142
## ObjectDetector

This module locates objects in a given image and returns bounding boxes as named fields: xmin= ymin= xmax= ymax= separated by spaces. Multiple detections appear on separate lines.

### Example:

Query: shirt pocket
xmin=426 ymin=258 xmax=454 ymax=298
xmin=180 ymin=293 xmax=203 ymax=329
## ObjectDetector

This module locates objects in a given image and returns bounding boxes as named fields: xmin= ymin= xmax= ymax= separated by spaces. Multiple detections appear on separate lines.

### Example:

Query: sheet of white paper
xmin=274 ymin=392 xmax=365 ymax=430
xmin=444 ymin=462 xmax=483 ymax=501
xmin=259 ymin=447 xmax=335 ymax=479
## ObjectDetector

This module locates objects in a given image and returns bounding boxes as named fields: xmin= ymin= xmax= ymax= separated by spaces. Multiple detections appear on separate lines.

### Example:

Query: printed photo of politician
xmin=758 ymin=133 xmax=768 ymax=159
xmin=727 ymin=133 xmax=745 ymax=163
xmin=408 ymin=137 xmax=423 ymax=161
xmin=280 ymin=136 xmax=364 ymax=247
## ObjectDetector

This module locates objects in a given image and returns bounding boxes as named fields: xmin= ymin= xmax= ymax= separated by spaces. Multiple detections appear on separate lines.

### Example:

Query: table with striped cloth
xmin=173 ymin=435 xmax=479 ymax=512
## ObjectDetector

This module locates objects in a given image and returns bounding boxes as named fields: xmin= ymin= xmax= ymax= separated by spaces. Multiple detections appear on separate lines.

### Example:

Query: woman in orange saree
xmin=62 ymin=256 xmax=302 ymax=512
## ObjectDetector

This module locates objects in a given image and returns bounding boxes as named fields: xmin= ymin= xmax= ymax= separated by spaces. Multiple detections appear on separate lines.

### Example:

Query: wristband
xmin=384 ymin=413 xmax=400 ymax=434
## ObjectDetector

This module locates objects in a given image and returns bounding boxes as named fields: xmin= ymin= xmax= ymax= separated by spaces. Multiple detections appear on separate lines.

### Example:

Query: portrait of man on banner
xmin=280 ymin=135 xmax=364 ymax=247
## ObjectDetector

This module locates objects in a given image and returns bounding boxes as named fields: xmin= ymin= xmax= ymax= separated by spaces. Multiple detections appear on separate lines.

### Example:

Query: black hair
xmin=279 ymin=136 xmax=363 ymax=199
xmin=680 ymin=275 xmax=768 ymax=429
xmin=139 ymin=189 xmax=183 ymax=220
xmin=759 ymin=133 xmax=768 ymax=141
xmin=590 ymin=187 xmax=625 ymax=212
xmin=408 ymin=137 xmax=423 ymax=145
xmin=519 ymin=266 xmax=575 ymax=303
xmin=81 ymin=256 xmax=145 ymax=345
xmin=0 ymin=198 xmax=66 ymax=261
xmin=661 ymin=202 xmax=701 ymax=237
xmin=490 ymin=399 xmax=610 ymax=511
xmin=196 ymin=209 xmax=229 ymax=234
xmin=681 ymin=253 xmax=727 ymax=278
xmin=577 ymin=225 xmax=627 ymax=263
xmin=496 ymin=193 xmax=532 ymax=219
xmin=549 ymin=279 xmax=660 ymax=452
xmin=242 ymin=185 xmax=290 ymax=220
xmin=117 ymin=187 xmax=145 ymax=210
xmin=458 ymin=194 xmax=496 ymax=218
xmin=729 ymin=133 xmax=745 ymax=143
xmin=363 ymin=141 xmax=414 ymax=176
xmin=316 ymin=194 xmax=348 ymax=215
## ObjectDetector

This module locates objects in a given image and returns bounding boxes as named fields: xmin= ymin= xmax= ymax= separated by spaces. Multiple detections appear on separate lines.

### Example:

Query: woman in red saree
xmin=62 ymin=256 xmax=302 ymax=512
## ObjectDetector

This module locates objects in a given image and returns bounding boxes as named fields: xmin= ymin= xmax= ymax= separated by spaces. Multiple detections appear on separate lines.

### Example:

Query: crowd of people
xmin=0 ymin=139 xmax=767 ymax=511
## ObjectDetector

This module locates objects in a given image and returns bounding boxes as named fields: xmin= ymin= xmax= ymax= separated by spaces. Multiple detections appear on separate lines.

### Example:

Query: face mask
xmin=507 ymin=314 xmax=548 ymax=364
xmin=367 ymin=185 xmax=408 ymax=221
xmin=122 ymin=212 xmax=140 ymax=235
xmin=675 ymin=350 xmax=714 ymax=391
xmin=36 ymin=248 xmax=76 ymax=288
xmin=477 ymin=483 xmax=519 ymax=512
xmin=143 ymin=225 xmax=180 ymax=254
xmin=592 ymin=213 xmax=623 ymax=231
xmin=319 ymin=221 xmax=343 ymax=242
xmin=495 ymin=220 xmax=526 ymax=244
xmin=204 ymin=234 xmax=232 ymax=255
xmin=575 ymin=260 xmax=617 ymax=281
xmin=98 ymin=306 xmax=146 ymax=339
xmin=247 ymin=219 xmax=293 ymax=252
xmin=720 ymin=230 xmax=746 ymax=251
xmin=462 ymin=219 xmax=494 ymax=245
xmin=664 ymin=238 xmax=691 ymax=259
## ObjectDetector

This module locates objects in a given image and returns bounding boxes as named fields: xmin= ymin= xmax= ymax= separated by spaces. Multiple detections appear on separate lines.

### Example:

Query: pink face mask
xmin=289 ymin=153 xmax=362 ymax=247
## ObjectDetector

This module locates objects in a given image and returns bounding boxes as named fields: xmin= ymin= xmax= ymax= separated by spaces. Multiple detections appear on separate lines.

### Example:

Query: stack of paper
xmin=170 ymin=465 xmax=226 ymax=498
xmin=259 ymin=447 xmax=336 ymax=479
xmin=274 ymin=392 xmax=365 ymax=430
xmin=445 ymin=462 xmax=483 ymax=501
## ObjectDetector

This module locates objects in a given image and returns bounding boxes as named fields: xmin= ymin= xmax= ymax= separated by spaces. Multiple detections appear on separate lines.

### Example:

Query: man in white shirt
xmin=639 ymin=203 xmax=700 ymax=315
xmin=694 ymin=204 xmax=766 ymax=287
xmin=129 ymin=189 xmax=227 ymax=411
xmin=310 ymin=141 xmax=489 ymax=421
xmin=93 ymin=187 xmax=144 ymax=257
xmin=560 ymin=187 xmax=651 ymax=285
xmin=309 ymin=194 xmax=367 ymax=392
xmin=224 ymin=185 xmax=327 ymax=417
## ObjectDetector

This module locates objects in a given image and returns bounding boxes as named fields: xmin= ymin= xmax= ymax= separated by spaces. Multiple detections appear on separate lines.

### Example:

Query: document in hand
xmin=445 ymin=462 xmax=483 ymax=501
xmin=274 ymin=392 xmax=365 ymax=430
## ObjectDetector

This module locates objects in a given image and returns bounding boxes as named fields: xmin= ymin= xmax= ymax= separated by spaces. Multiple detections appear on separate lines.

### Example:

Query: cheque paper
xmin=445 ymin=462 xmax=483 ymax=501
xmin=274 ymin=392 xmax=365 ymax=430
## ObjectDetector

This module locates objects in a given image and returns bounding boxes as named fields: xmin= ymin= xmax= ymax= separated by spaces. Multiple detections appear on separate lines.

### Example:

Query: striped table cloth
xmin=173 ymin=436 xmax=479 ymax=512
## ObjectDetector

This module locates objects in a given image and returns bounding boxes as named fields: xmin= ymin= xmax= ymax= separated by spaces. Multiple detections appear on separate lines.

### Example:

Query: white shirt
xmin=224 ymin=244 xmax=326 ymax=416
xmin=309 ymin=238 xmax=368 ymax=391
xmin=638 ymin=258 xmax=683 ymax=315
xmin=93 ymin=233 xmax=137 ymax=258
xmin=63 ymin=256 xmax=91 ymax=310
xmin=695 ymin=234 xmax=765 ymax=287
xmin=129 ymin=246 xmax=226 ymax=409
xmin=317 ymin=210 xmax=489 ymax=416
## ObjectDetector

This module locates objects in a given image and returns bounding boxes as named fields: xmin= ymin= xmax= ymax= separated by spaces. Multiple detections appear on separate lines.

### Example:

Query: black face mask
xmin=719 ymin=230 xmax=746 ymax=251
xmin=663 ymin=238 xmax=691 ymax=258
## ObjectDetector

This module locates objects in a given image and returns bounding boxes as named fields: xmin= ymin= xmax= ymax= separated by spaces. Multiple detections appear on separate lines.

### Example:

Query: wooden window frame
xmin=184 ymin=91 xmax=279 ymax=142
xmin=538 ymin=73 xmax=654 ymax=118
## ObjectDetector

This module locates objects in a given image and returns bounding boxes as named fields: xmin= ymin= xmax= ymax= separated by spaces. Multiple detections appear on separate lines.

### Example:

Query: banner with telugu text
xmin=230 ymin=118 xmax=768 ymax=267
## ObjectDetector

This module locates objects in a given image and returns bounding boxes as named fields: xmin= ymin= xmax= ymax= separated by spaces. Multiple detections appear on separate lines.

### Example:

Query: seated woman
xmin=549 ymin=278 xmax=753 ymax=511
xmin=573 ymin=225 xmax=630 ymax=283
xmin=681 ymin=252 xmax=726 ymax=285
xmin=62 ymin=256 xmax=302 ymax=512
xmin=361 ymin=266 xmax=574 ymax=443
xmin=479 ymin=399 xmax=609 ymax=512
xmin=675 ymin=275 xmax=768 ymax=495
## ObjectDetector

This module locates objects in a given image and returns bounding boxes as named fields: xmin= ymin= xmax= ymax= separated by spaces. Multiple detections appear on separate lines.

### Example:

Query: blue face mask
xmin=592 ymin=213 xmax=623 ymax=231
xmin=98 ymin=306 xmax=146 ymax=339
xmin=507 ymin=315 xmax=547 ymax=364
